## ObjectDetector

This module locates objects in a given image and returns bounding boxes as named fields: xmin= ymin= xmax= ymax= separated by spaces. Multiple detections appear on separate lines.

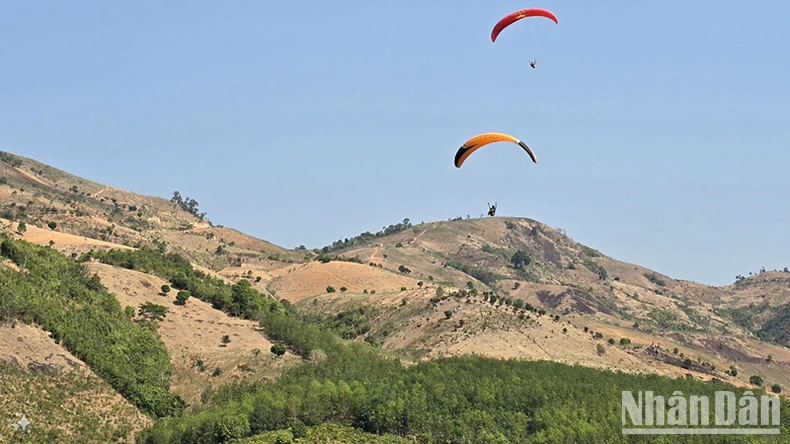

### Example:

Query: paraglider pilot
xmin=529 ymin=59 xmax=537 ymax=69
xmin=487 ymin=202 xmax=497 ymax=217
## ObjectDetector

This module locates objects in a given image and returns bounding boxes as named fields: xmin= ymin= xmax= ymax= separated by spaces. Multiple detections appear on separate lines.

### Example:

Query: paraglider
xmin=529 ymin=59 xmax=537 ymax=69
xmin=487 ymin=202 xmax=498 ymax=217
xmin=453 ymin=132 xmax=537 ymax=169
xmin=490 ymin=8 xmax=559 ymax=43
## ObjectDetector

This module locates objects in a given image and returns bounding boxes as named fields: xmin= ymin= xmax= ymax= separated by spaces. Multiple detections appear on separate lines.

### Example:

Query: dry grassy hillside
xmin=0 ymin=324 xmax=150 ymax=443
xmin=0 ymin=151 xmax=303 ymax=273
xmin=84 ymin=262 xmax=302 ymax=405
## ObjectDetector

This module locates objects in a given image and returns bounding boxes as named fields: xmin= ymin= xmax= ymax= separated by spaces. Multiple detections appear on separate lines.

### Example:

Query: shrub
xmin=176 ymin=290 xmax=191 ymax=305
xmin=271 ymin=343 xmax=286 ymax=357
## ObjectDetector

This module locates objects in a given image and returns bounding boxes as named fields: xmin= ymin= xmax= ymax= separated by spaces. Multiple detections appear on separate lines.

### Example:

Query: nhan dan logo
xmin=622 ymin=390 xmax=781 ymax=435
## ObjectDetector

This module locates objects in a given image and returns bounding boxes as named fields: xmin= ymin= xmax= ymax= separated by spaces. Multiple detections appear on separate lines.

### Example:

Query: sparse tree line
xmin=319 ymin=218 xmax=413 ymax=253
xmin=170 ymin=190 xmax=209 ymax=222
xmin=735 ymin=265 xmax=790 ymax=283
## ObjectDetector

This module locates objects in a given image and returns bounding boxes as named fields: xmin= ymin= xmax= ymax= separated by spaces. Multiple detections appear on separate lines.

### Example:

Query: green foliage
xmin=170 ymin=190 xmax=208 ymax=221
xmin=510 ymin=250 xmax=532 ymax=269
xmin=0 ymin=151 xmax=23 ymax=167
xmin=756 ymin=303 xmax=790 ymax=347
xmin=445 ymin=260 xmax=502 ymax=286
xmin=750 ymin=375 xmax=764 ymax=386
xmin=238 ymin=422 xmax=409 ymax=443
xmin=161 ymin=284 xmax=170 ymax=294
xmin=47 ymin=221 xmax=57 ymax=230
xmin=482 ymin=244 xmax=512 ymax=261
xmin=304 ymin=307 xmax=372 ymax=340
xmin=398 ymin=264 xmax=411 ymax=274
xmin=643 ymin=272 xmax=666 ymax=286
xmin=580 ymin=245 xmax=601 ymax=257
xmin=772 ymin=384 xmax=782 ymax=394
xmin=139 ymin=302 xmax=168 ymax=322
xmin=271 ymin=343 xmax=287 ymax=357
xmin=139 ymin=350 xmax=790 ymax=443
xmin=80 ymin=246 xmax=341 ymax=359
xmin=619 ymin=338 xmax=631 ymax=345
xmin=176 ymin=290 xmax=191 ymax=305
xmin=582 ymin=258 xmax=607 ymax=280
xmin=0 ymin=238 xmax=184 ymax=418
xmin=314 ymin=253 xmax=364 ymax=264
xmin=320 ymin=218 xmax=412 ymax=253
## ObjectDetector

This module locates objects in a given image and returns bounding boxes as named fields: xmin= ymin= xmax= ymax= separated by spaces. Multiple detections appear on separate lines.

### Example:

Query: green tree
xmin=47 ymin=221 xmax=57 ymax=230
xmin=221 ymin=335 xmax=231 ymax=346
xmin=444 ymin=310 xmax=453 ymax=319
xmin=271 ymin=343 xmax=286 ymax=357
xmin=750 ymin=375 xmax=763 ymax=386
xmin=160 ymin=284 xmax=170 ymax=295
xmin=510 ymin=250 xmax=531 ymax=269
xmin=16 ymin=222 xmax=26 ymax=234
xmin=176 ymin=290 xmax=191 ymax=305
xmin=138 ymin=302 xmax=168 ymax=323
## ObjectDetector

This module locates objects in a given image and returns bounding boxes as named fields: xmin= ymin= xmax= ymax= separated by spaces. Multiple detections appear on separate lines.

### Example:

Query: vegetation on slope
xmin=0 ymin=361 xmax=147 ymax=443
xmin=80 ymin=247 xmax=341 ymax=359
xmin=0 ymin=237 xmax=185 ymax=418
xmin=319 ymin=218 xmax=414 ymax=253
xmin=139 ymin=348 xmax=790 ymax=443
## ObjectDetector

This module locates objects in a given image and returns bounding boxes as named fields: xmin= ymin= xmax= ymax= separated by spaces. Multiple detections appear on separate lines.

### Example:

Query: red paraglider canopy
xmin=491 ymin=8 xmax=558 ymax=43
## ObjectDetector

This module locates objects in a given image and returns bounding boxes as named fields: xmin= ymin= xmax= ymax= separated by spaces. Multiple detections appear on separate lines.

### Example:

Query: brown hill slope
xmin=0 ymin=150 xmax=303 ymax=274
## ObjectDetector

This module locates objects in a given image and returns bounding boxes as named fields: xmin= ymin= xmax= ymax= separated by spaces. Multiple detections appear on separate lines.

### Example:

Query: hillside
xmin=2 ymin=149 xmax=790 ymax=442
xmin=282 ymin=217 xmax=790 ymax=392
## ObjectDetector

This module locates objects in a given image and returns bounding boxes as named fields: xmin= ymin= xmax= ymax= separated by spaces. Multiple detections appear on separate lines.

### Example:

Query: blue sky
xmin=1 ymin=1 xmax=788 ymax=286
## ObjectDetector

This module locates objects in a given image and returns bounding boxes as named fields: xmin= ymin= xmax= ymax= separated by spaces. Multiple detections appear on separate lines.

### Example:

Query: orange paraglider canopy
xmin=491 ymin=8 xmax=558 ymax=42
xmin=453 ymin=132 xmax=537 ymax=168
